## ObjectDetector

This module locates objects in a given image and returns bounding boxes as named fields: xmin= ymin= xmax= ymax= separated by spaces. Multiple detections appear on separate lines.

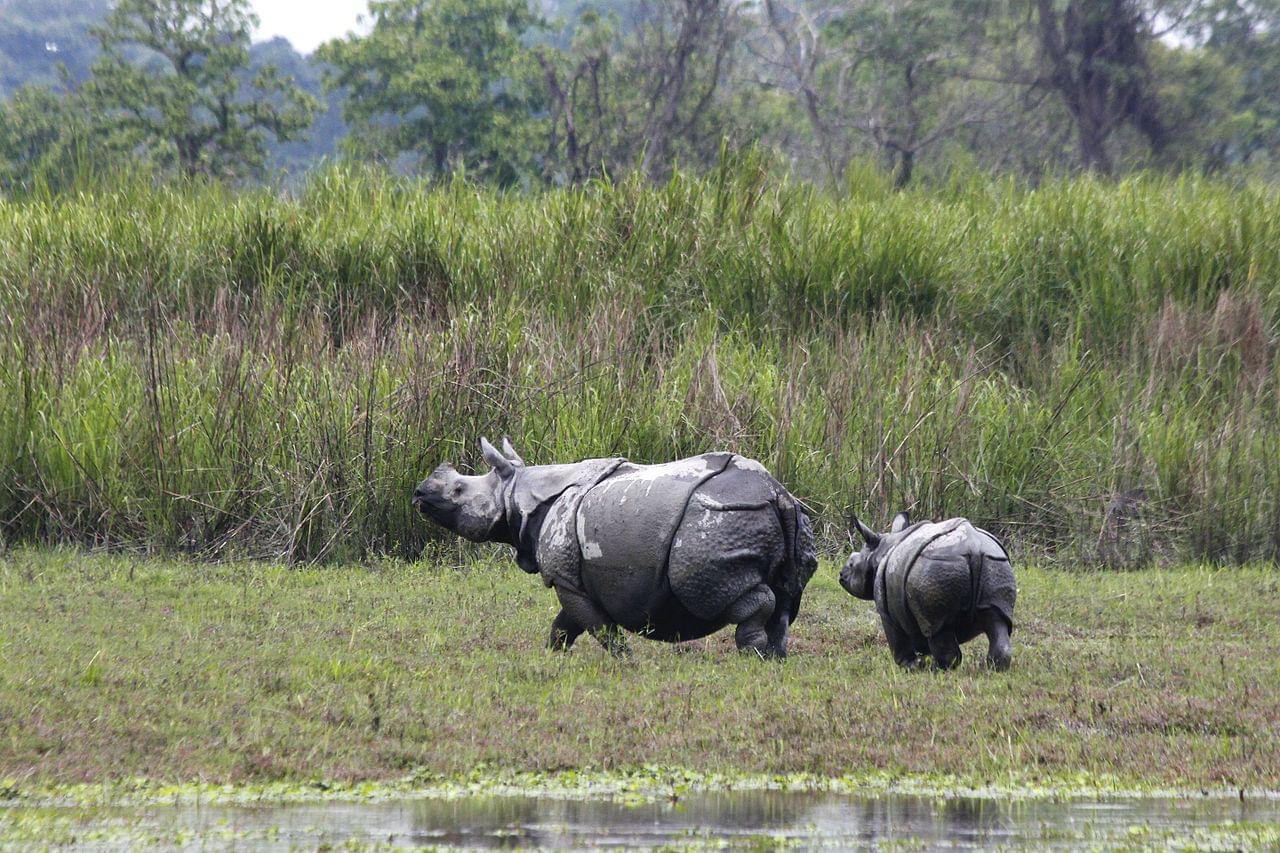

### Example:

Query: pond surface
xmin=6 ymin=789 xmax=1280 ymax=849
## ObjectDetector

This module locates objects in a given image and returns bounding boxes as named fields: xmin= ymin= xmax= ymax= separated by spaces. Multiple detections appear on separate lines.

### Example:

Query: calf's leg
xmin=982 ymin=610 xmax=1012 ymax=671
xmin=881 ymin=614 xmax=922 ymax=670
xmin=927 ymin=630 xmax=963 ymax=671
xmin=555 ymin=587 xmax=629 ymax=658
xmin=727 ymin=584 xmax=776 ymax=658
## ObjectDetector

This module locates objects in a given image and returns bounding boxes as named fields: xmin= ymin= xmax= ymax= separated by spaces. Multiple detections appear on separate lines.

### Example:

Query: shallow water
xmin=7 ymin=789 xmax=1280 ymax=849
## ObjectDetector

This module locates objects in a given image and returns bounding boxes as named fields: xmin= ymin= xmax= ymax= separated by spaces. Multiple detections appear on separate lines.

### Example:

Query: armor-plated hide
xmin=876 ymin=519 xmax=1015 ymax=644
xmin=517 ymin=453 xmax=815 ymax=641
xmin=415 ymin=440 xmax=818 ymax=655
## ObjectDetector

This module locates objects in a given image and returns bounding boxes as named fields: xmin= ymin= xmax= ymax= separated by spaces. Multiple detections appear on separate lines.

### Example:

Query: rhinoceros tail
xmin=777 ymin=494 xmax=819 ymax=614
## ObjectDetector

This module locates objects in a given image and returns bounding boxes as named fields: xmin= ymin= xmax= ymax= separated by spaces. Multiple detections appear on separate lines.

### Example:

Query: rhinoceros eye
xmin=452 ymin=483 xmax=464 ymax=497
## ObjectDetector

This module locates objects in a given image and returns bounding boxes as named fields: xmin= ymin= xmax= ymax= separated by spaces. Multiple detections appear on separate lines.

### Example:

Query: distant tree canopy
xmin=317 ymin=0 xmax=546 ymax=183
xmin=3 ymin=0 xmax=1280 ymax=191
xmin=87 ymin=0 xmax=318 ymax=179
xmin=0 ymin=84 xmax=90 ymax=192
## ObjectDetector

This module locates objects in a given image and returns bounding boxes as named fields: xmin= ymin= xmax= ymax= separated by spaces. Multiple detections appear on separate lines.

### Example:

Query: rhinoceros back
xmin=880 ymin=519 xmax=1014 ymax=640
xmin=573 ymin=453 xmax=736 ymax=624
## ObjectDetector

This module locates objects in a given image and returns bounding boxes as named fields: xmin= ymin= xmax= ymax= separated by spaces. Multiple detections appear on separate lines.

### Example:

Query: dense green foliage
xmin=0 ymin=164 xmax=1275 ymax=563
xmin=0 ymin=84 xmax=100 ymax=194
xmin=6 ymin=0 xmax=1280 ymax=188
xmin=318 ymin=0 xmax=545 ymax=182
xmin=0 ymin=0 xmax=326 ymax=188
xmin=85 ymin=0 xmax=317 ymax=179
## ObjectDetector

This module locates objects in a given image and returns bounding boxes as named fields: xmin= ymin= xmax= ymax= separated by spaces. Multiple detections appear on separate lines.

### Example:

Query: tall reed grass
xmin=1 ymin=163 xmax=1277 ymax=563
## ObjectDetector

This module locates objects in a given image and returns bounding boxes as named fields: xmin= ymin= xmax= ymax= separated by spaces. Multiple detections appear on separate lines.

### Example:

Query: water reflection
xmin=12 ymin=788 xmax=1280 ymax=849
xmin=368 ymin=790 xmax=1279 ymax=849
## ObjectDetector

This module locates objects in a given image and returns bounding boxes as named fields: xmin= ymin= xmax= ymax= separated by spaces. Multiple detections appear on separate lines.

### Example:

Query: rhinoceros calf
xmin=839 ymin=512 xmax=1016 ymax=671
xmin=413 ymin=438 xmax=818 ymax=658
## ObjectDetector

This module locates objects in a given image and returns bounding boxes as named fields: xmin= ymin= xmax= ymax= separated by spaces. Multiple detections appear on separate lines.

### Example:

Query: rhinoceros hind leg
xmin=593 ymin=625 xmax=630 ymax=658
xmin=554 ymin=587 xmax=629 ymax=657
xmin=548 ymin=608 xmax=584 ymax=652
xmin=882 ymin=615 xmax=923 ymax=670
xmin=927 ymin=630 xmax=962 ymax=671
xmin=764 ymin=590 xmax=798 ymax=658
xmin=727 ymin=584 xmax=776 ymax=658
xmin=982 ymin=610 xmax=1012 ymax=671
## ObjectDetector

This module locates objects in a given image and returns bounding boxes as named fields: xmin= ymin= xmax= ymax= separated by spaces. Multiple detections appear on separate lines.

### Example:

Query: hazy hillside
xmin=0 ymin=0 xmax=346 ymax=176
xmin=0 ymin=0 xmax=110 ymax=95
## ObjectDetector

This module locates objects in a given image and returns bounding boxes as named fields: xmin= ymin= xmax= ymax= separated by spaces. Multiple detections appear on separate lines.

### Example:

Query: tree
xmin=502 ymin=0 xmax=753 ymax=184
xmin=1151 ymin=43 xmax=1249 ymax=172
xmin=536 ymin=9 xmax=617 ymax=183
xmin=1184 ymin=0 xmax=1280 ymax=169
xmin=550 ymin=0 xmax=751 ymax=181
xmin=1029 ymin=0 xmax=1169 ymax=175
xmin=0 ymin=83 xmax=89 ymax=193
xmin=755 ymin=0 xmax=848 ymax=181
xmin=318 ymin=0 xmax=545 ymax=183
xmin=758 ymin=0 xmax=1008 ymax=187
xmin=630 ymin=0 xmax=740 ymax=180
xmin=87 ymin=0 xmax=317 ymax=179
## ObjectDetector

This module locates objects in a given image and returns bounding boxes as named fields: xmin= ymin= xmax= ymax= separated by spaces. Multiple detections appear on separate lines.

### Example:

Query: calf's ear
xmin=501 ymin=436 xmax=525 ymax=466
xmin=891 ymin=511 xmax=910 ymax=533
xmin=480 ymin=436 xmax=515 ymax=479
xmin=851 ymin=516 xmax=881 ymax=549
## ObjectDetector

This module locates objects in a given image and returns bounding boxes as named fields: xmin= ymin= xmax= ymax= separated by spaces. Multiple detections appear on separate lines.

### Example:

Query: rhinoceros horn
xmin=850 ymin=515 xmax=880 ymax=549
xmin=480 ymin=437 xmax=515 ymax=479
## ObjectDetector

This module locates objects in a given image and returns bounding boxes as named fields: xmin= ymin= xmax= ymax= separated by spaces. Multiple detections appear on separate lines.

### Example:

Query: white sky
xmin=250 ymin=0 xmax=371 ymax=54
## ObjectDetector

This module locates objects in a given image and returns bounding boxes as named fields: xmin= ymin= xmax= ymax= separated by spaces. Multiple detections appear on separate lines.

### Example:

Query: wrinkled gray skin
xmin=414 ymin=438 xmax=818 ymax=658
xmin=839 ymin=512 xmax=1016 ymax=671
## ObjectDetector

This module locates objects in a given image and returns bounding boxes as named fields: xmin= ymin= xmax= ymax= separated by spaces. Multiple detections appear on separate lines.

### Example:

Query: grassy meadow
xmin=1 ymin=165 xmax=1279 ymax=797
xmin=0 ymin=163 xmax=1278 ymax=563
xmin=1 ymin=549 xmax=1277 ymax=791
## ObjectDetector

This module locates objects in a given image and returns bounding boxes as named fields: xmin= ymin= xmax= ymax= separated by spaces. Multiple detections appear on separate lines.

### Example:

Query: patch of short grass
xmin=0 ymin=548 xmax=1277 ymax=790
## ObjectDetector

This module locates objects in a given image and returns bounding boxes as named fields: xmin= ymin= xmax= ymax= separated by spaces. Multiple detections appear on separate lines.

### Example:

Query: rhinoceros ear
xmin=890 ymin=511 xmax=910 ymax=533
xmin=480 ymin=437 xmax=515 ymax=479
xmin=501 ymin=436 xmax=525 ymax=466
xmin=851 ymin=516 xmax=880 ymax=549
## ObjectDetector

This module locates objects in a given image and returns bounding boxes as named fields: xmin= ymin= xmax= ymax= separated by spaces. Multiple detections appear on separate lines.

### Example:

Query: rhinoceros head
xmin=413 ymin=437 xmax=524 ymax=542
xmin=839 ymin=511 xmax=911 ymax=600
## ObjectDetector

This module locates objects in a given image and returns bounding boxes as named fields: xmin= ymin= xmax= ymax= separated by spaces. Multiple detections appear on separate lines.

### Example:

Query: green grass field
xmin=2 ymin=548 xmax=1277 ymax=792
xmin=1 ymin=167 xmax=1278 ymax=810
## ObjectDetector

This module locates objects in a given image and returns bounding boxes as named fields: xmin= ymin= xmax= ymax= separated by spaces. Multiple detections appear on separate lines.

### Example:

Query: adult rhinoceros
xmin=413 ymin=438 xmax=818 ymax=658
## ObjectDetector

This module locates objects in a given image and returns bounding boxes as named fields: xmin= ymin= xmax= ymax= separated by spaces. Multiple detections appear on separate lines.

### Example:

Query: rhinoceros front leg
xmin=727 ymin=584 xmax=776 ymax=659
xmin=548 ymin=608 xmax=584 ymax=652
xmin=554 ymin=587 xmax=629 ymax=658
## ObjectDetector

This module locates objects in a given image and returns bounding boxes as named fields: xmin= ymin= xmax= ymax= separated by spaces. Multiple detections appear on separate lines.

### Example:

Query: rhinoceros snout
xmin=838 ymin=564 xmax=856 ymax=594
